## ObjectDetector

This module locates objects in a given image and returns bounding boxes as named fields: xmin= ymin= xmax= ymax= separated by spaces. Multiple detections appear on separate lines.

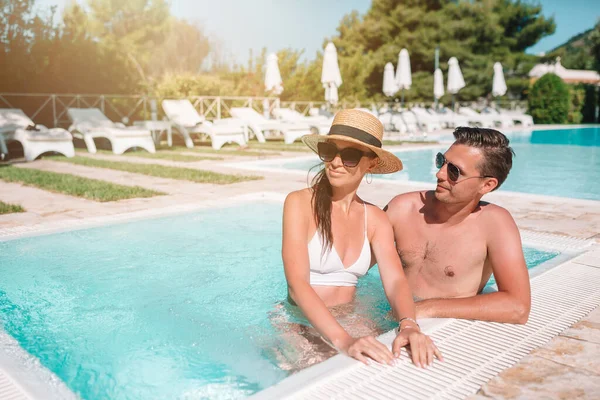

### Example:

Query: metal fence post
xmin=52 ymin=95 xmax=57 ymax=127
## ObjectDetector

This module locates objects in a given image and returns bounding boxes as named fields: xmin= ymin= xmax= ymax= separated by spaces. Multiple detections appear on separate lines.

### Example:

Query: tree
xmin=528 ymin=73 xmax=570 ymax=124
xmin=86 ymin=0 xmax=171 ymax=83
xmin=324 ymin=0 xmax=555 ymax=103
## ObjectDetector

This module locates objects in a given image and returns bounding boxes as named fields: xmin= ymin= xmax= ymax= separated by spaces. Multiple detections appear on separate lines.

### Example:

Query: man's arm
xmin=416 ymin=207 xmax=531 ymax=324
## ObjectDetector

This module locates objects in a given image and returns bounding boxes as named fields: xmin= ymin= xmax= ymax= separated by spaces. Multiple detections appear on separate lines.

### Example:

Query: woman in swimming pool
xmin=282 ymin=109 xmax=442 ymax=368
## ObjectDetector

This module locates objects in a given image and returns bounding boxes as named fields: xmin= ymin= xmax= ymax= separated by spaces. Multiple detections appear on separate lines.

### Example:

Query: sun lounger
xmin=411 ymin=107 xmax=442 ymax=132
xmin=230 ymin=107 xmax=311 ymax=145
xmin=67 ymin=108 xmax=156 ymax=155
xmin=433 ymin=107 xmax=470 ymax=128
xmin=496 ymin=108 xmax=534 ymax=127
xmin=466 ymin=106 xmax=515 ymax=129
xmin=459 ymin=107 xmax=511 ymax=128
xmin=162 ymin=100 xmax=247 ymax=150
xmin=0 ymin=109 xmax=74 ymax=161
xmin=272 ymin=108 xmax=332 ymax=134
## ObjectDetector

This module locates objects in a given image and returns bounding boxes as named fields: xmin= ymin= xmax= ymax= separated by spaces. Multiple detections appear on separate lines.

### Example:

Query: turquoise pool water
xmin=0 ymin=203 xmax=558 ymax=399
xmin=280 ymin=127 xmax=600 ymax=201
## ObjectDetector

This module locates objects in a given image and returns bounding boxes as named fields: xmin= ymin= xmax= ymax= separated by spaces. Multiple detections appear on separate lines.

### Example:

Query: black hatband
xmin=328 ymin=125 xmax=382 ymax=148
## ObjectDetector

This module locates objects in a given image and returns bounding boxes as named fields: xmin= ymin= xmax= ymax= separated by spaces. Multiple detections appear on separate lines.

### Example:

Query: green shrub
xmin=568 ymin=84 xmax=585 ymax=124
xmin=582 ymin=84 xmax=600 ymax=123
xmin=528 ymin=73 xmax=570 ymax=124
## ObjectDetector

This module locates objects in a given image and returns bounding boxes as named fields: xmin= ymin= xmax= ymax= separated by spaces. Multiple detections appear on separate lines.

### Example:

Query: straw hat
xmin=301 ymin=109 xmax=403 ymax=174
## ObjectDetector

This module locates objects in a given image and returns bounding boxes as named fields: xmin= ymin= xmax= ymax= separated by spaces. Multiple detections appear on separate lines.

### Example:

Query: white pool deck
xmin=1 ymin=126 xmax=599 ymax=399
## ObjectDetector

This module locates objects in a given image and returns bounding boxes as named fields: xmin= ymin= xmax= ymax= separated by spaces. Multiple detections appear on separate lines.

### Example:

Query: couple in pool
xmin=279 ymin=109 xmax=531 ymax=370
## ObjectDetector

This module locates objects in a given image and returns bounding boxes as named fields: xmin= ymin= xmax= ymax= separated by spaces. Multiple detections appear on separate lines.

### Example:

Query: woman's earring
xmin=366 ymin=172 xmax=373 ymax=184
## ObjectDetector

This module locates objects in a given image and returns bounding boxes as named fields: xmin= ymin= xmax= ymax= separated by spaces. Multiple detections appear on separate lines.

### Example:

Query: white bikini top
xmin=308 ymin=203 xmax=371 ymax=287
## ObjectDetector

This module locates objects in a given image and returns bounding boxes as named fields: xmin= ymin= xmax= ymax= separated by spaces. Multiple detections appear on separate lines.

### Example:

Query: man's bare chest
xmin=396 ymin=227 xmax=488 ymax=280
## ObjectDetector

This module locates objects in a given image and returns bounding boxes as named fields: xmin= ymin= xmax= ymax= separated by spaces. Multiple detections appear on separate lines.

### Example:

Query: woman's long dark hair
xmin=310 ymin=167 xmax=334 ymax=251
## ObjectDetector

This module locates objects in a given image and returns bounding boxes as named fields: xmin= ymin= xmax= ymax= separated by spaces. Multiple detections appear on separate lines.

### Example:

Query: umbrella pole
xmin=401 ymin=90 xmax=405 ymax=108
xmin=452 ymin=94 xmax=455 ymax=111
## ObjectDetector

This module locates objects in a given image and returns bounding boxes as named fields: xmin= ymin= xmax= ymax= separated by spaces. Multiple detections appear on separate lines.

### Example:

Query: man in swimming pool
xmin=382 ymin=127 xmax=531 ymax=324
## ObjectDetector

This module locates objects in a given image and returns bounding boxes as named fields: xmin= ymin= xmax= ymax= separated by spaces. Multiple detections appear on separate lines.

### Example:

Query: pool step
xmin=0 ymin=369 xmax=31 ymax=400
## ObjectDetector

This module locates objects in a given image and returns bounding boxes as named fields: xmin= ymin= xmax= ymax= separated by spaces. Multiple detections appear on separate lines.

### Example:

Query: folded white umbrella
xmin=383 ymin=62 xmax=398 ymax=97
xmin=264 ymin=53 xmax=283 ymax=95
xmin=447 ymin=57 xmax=465 ymax=94
xmin=395 ymin=48 xmax=412 ymax=90
xmin=434 ymin=68 xmax=444 ymax=100
xmin=492 ymin=62 xmax=507 ymax=97
xmin=322 ymin=42 xmax=343 ymax=105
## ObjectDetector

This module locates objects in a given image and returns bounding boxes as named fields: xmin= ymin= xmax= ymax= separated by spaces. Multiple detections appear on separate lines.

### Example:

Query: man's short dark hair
xmin=453 ymin=127 xmax=515 ymax=190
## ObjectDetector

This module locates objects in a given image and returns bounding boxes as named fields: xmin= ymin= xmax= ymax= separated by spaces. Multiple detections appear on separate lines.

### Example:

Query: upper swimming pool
xmin=0 ymin=202 xmax=559 ymax=399
xmin=274 ymin=127 xmax=600 ymax=201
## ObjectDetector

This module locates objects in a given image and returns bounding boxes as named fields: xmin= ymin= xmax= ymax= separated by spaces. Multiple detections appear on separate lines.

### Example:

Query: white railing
xmin=0 ymin=93 xmax=528 ymax=128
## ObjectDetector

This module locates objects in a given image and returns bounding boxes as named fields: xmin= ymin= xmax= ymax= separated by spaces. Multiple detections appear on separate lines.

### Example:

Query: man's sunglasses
xmin=435 ymin=152 xmax=493 ymax=182
xmin=317 ymin=142 xmax=374 ymax=168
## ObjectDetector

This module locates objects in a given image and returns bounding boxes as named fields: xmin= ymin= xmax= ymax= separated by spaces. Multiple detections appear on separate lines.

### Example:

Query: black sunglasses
xmin=317 ymin=142 xmax=374 ymax=168
xmin=435 ymin=152 xmax=493 ymax=182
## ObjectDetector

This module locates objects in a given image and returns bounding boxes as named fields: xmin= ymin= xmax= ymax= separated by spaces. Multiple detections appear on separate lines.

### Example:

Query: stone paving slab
xmin=471 ymin=355 xmax=600 ymax=399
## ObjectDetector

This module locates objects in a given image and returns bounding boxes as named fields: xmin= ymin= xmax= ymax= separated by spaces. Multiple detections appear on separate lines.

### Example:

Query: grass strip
xmin=53 ymin=156 xmax=262 ymax=184
xmin=0 ymin=200 xmax=25 ymax=214
xmin=123 ymin=151 xmax=221 ymax=162
xmin=0 ymin=166 xmax=163 ymax=202
xmin=161 ymin=145 xmax=279 ymax=157
xmin=76 ymin=149 xmax=221 ymax=162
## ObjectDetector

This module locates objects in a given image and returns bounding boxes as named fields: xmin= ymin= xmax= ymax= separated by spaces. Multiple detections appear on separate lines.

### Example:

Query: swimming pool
xmin=273 ymin=127 xmax=600 ymax=201
xmin=0 ymin=202 xmax=559 ymax=399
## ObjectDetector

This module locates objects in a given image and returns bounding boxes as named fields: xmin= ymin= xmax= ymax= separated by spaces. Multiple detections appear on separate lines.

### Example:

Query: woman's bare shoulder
xmin=284 ymin=189 xmax=313 ymax=214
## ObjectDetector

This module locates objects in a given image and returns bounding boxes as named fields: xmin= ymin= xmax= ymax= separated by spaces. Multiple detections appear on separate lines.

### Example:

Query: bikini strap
xmin=363 ymin=202 xmax=367 ymax=238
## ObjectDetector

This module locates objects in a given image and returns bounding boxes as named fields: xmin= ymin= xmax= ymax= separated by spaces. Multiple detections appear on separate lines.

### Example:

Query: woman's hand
xmin=392 ymin=326 xmax=443 ymax=368
xmin=338 ymin=336 xmax=395 ymax=366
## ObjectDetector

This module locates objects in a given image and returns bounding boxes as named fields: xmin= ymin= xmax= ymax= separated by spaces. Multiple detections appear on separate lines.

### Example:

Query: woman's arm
xmin=282 ymin=192 xmax=393 ymax=365
xmin=369 ymin=206 xmax=443 ymax=367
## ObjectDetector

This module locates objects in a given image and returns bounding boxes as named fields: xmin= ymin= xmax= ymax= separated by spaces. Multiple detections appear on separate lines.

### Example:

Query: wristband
xmin=397 ymin=317 xmax=420 ymax=331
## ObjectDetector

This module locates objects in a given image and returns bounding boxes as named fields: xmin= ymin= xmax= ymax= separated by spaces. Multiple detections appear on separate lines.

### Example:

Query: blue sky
xmin=37 ymin=0 xmax=599 ymax=63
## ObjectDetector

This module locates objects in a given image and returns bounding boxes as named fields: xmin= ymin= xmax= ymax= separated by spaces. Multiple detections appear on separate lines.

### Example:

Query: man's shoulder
xmin=479 ymin=201 xmax=514 ymax=221
xmin=478 ymin=202 xmax=519 ymax=238
xmin=384 ymin=190 xmax=428 ymax=213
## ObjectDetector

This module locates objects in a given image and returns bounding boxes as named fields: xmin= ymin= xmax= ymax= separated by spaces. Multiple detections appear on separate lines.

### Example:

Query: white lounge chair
xmin=496 ymin=108 xmax=534 ymax=127
xmin=434 ymin=107 xmax=470 ymax=128
xmin=411 ymin=107 xmax=443 ymax=132
xmin=229 ymin=107 xmax=311 ymax=145
xmin=0 ymin=109 xmax=74 ymax=161
xmin=67 ymin=108 xmax=156 ymax=155
xmin=162 ymin=100 xmax=247 ymax=150
xmin=467 ymin=106 xmax=515 ymax=129
xmin=272 ymin=108 xmax=332 ymax=134
xmin=378 ymin=111 xmax=407 ymax=134
xmin=459 ymin=107 xmax=513 ymax=129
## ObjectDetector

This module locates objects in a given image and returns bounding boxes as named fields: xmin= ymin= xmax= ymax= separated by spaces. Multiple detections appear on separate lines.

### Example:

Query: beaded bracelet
xmin=397 ymin=317 xmax=420 ymax=331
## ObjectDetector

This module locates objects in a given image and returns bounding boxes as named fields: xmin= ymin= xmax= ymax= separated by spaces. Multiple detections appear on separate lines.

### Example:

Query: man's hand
xmin=392 ymin=327 xmax=443 ymax=368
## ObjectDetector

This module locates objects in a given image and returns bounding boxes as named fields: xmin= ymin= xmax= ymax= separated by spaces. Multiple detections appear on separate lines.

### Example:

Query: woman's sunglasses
xmin=317 ymin=142 xmax=374 ymax=168
xmin=435 ymin=152 xmax=493 ymax=182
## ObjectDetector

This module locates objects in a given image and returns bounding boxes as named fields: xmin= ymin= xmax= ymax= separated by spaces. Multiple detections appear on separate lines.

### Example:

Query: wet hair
xmin=310 ymin=168 xmax=334 ymax=250
xmin=453 ymin=127 xmax=515 ymax=190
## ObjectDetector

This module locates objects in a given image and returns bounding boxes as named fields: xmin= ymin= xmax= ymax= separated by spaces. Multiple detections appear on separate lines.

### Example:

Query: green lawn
xmin=54 ymin=156 xmax=262 ymax=184
xmin=0 ymin=166 xmax=163 ymax=202
xmin=161 ymin=144 xmax=280 ymax=157
xmin=0 ymin=200 xmax=25 ymax=214
xmin=77 ymin=149 xmax=221 ymax=162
